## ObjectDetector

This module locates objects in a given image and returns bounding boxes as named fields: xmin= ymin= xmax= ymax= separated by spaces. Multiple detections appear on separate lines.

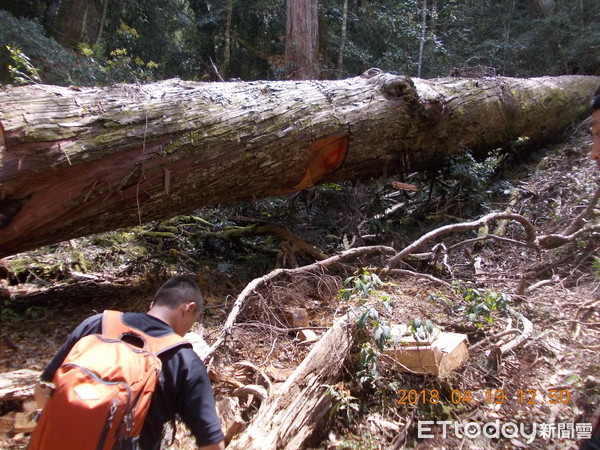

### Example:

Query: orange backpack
xmin=29 ymin=310 xmax=188 ymax=450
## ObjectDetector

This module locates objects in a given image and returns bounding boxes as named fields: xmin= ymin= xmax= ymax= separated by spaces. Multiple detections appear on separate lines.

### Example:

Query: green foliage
xmin=6 ymin=45 xmax=41 ymax=84
xmin=408 ymin=317 xmax=437 ymax=343
xmin=357 ymin=342 xmax=380 ymax=386
xmin=439 ymin=150 xmax=512 ymax=215
xmin=105 ymin=48 xmax=158 ymax=83
xmin=100 ymin=0 xmax=212 ymax=81
xmin=0 ymin=301 xmax=20 ymax=322
xmin=0 ymin=11 xmax=105 ymax=85
xmin=339 ymin=269 xmax=383 ymax=302
xmin=353 ymin=294 xmax=394 ymax=386
xmin=1 ymin=298 xmax=49 ymax=323
xmin=344 ymin=270 xmax=394 ymax=355
xmin=358 ymin=149 xmax=512 ymax=242
xmin=2 ymin=0 xmax=598 ymax=85
xmin=452 ymin=280 xmax=510 ymax=327
xmin=2 ymin=0 xmax=600 ymax=87
xmin=324 ymin=382 xmax=360 ymax=424
xmin=76 ymin=22 xmax=158 ymax=84
xmin=7 ymin=257 xmax=69 ymax=284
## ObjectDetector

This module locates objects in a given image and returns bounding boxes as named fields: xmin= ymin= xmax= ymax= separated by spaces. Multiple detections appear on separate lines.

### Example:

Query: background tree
xmin=43 ymin=0 xmax=109 ymax=49
xmin=417 ymin=0 xmax=427 ymax=77
xmin=221 ymin=0 xmax=234 ymax=78
xmin=336 ymin=0 xmax=348 ymax=78
xmin=286 ymin=0 xmax=321 ymax=79
xmin=0 ymin=0 xmax=599 ymax=84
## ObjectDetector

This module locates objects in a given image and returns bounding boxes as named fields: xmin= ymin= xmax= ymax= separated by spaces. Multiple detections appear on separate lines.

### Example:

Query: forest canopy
xmin=0 ymin=0 xmax=599 ymax=87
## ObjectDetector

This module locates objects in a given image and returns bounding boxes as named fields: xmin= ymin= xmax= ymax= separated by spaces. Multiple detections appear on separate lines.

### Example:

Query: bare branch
xmin=205 ymin=245 xmax=395 ymax=360
xmin=384 ymin=212 xmax=538 ymax=271
xmin=498 ymin=309 xmax=534 ymax=356
xmin=563 ymin=184 xmax=600 ymax=236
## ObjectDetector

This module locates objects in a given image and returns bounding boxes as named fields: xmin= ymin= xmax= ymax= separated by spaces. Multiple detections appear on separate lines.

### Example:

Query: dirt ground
xmin=0 ymin=127 xmax=598 ymax=449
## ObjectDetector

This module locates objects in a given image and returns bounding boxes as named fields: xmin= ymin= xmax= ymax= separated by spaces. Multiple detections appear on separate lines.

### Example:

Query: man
xmin=33 ymin=275 xmax=225 ymax=450
xmin=591 ymin=84 xmax=600 ymax=169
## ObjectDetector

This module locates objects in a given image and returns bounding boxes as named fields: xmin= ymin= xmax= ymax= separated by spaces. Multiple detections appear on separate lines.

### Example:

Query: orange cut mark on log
xmin=289 ymin=134 xmax=349 ymax=192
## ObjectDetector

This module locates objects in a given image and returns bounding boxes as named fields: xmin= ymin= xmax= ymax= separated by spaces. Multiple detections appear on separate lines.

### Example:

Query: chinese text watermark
xmin=418 ymin=420 xmax=592 ymax=444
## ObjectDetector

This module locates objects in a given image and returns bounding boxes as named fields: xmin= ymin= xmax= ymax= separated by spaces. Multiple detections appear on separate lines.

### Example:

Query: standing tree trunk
xmin=417 ymin=0 xmax=427 ymax=78
xmin=95 ymin=0 xmax=110 ymax=45
xmin=44 ymin=0 xmax=109 ymax=49
xmin=222 ymin=0 xmax=234 ymax=78
xmin=337 ymin=0 xmax=349 ymax=79
xmin=532 ymin=0 xmax=556 ymax=18
xmin=286 ymin=0 xmax=320 ymax=79
xmin=430 ymin=0 xmax=438 ymax=36
xmin=0 ymin=73 xmax=598 ymax=257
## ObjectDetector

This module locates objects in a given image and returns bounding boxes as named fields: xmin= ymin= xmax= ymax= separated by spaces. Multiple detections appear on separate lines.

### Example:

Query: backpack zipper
xmin=61 ymin=363 xmax=132 ymax=449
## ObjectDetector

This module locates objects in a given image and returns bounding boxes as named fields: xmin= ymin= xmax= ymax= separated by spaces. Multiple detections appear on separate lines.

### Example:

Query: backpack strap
xmin=102 ymin=310 xmax=189 ymax=355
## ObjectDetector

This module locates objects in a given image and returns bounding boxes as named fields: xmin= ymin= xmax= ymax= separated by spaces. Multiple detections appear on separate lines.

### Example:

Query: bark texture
xmin=0 ymin=73 xmax=598 ymax=257
xmin=286 ymin=0 xmax=320 ymax=79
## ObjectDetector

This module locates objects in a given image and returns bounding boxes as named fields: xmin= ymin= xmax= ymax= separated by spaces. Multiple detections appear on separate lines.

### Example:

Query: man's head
xmin=149 ymin=275 xmax=203 ymax=336
xmin=590 ymin=84 xmax=600 ymax=169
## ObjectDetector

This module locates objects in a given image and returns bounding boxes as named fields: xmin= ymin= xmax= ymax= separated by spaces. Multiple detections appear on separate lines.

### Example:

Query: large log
xmin=228 ymin=310 xmax=359 ymax=449
xmin=0 ymin=73 xmax=598 ymax=257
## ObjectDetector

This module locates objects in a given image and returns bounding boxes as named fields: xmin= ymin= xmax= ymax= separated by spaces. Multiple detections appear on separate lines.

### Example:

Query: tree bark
xmin=286 ymin=0 xmax=320 ymax=79
xmin=0 ymin=73 xmax=598 ymax=257
xmin=0 ymin=369 xmax=39 ymax=402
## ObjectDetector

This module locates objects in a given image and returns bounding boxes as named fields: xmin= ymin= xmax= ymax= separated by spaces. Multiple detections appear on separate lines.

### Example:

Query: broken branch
xmin=204 ymin=245 xmax=395 ymax=361
xmin=384 ymin=212 xmax=538 ymax=271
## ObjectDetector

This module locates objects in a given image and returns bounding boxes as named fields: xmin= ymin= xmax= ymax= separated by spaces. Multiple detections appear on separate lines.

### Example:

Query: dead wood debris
xmin=204 ymin=245 xmax=396 ymax=362
xmin=206 ymin=182 xmax=598 ymax=447
xmin=1 ymin=142 xmax=598 ymax=449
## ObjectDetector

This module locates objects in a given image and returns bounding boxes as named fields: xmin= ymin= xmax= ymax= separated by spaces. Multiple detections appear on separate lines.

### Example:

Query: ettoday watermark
xmin=418 ymin=420 xmax=593 ymax=444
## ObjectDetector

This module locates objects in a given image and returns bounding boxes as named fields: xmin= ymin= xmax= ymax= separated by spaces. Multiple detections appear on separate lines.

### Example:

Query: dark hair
xmin=153 ymin=275 xmax=203 ymax=310
xmin=592 ymin=84 xmax=600 ymax=111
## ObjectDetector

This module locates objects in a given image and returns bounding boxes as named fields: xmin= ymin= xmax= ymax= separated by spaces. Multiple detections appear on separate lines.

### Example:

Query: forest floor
xmin=0 ymin=126 xmax=598 ymax=449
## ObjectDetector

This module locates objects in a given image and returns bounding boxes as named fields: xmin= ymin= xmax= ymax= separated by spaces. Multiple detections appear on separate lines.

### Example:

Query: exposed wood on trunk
xmin=0 ymin=73 xmax=598 ymax=257
xmin=228 ymin=309 xmax=359 ymax=449
xmin=216 ymin=396 xmax=246 ymax=446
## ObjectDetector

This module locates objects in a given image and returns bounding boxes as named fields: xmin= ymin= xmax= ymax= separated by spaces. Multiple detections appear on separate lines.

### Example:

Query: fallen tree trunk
xmin=228 ymin=309 xmax=359 ymax=449
xmin=0 ymin=73 xmax=598 ymax=256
